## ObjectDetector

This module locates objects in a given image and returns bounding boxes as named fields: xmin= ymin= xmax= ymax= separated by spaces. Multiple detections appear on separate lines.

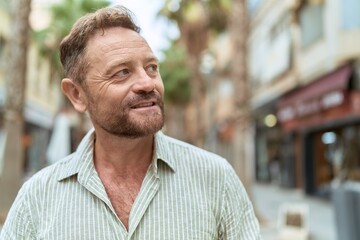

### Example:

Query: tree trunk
xmin=0 ymin=0 xmax=31 ymax=221
xmin=228 ymin=0 xmax=264 ymax=222
xmin=188 ymin=55 xmax=206 ymax=147
xmin=178 ymin=4 xmax=209 ymax=147
xmin=228 ymin=0 xmax=250 ymax=187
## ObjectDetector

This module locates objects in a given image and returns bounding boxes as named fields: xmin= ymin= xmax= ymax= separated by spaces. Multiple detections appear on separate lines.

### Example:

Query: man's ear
xmin=61 ymin=78 xmax=87 ymax=113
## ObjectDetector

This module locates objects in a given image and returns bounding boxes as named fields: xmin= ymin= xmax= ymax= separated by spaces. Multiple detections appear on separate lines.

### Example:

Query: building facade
xmin=0 ymin=0 xmax=63 ymax=218
xmin=249 ymin=0 xmax=360 ymax=196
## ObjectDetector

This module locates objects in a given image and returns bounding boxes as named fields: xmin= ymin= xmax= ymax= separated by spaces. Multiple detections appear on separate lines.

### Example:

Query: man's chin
xmin=129 ymin=107 xmax=163 ymax=118
xmin=111 ymin=118 xmax=164 ymax=139
xmin=116 ymin=126 xmax=162 ymax=139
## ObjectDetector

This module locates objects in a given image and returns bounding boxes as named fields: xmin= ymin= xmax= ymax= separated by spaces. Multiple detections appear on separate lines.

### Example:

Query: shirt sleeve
xmin=219 ymin=166 xmax=263 ymax=240
xmin=0 ymin=182 xmax=36 ymax=240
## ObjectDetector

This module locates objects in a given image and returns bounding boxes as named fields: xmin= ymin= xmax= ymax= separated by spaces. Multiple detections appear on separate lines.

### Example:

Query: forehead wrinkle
xmin=87 ymin=32 xmax=156 ymax=77
xmin=94 ymin=41 xmax=152 ymax=66
xmin=99 ymin=40 xmax=148 ymax=53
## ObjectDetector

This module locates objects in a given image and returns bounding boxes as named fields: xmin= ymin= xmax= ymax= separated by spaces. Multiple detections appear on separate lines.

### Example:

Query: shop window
xmin=322 ymin=132 xmax=337 ymax=145
xmin=23 ymin=123 xmax=51 ymax=177
xmin=350 ymin=67 xmax=360 ymax=90
xmin=322 ymin=127 xmax=360 ymax=182
xmin=299 ymin=2 xmax=324 ymax=48
xmin=341 ymin=0 xmax=360 ymax=30
xmin=322 ymin=131 xmax=342 ymax=177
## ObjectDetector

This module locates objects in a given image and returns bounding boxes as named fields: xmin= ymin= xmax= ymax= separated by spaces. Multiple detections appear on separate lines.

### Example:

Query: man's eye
xmin=147 ymin=64 xmax=158 ymax=73
xmin=116 ymin=69 xmax=130 ymax=77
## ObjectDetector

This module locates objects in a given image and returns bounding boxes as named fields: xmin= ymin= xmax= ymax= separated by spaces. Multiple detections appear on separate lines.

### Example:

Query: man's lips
xmin=127 ymin=92 xmax=163 ymax=110
xmin=131 ymin=101 xmax=157 ymax=109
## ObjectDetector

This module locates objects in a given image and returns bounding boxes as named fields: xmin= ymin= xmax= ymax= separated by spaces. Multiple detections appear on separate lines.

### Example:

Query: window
xmin=270 ymin=14 xmax=290 ymax=43
xmin=341 ymin=0 xmax=360 ymax=30
xmin=299 ymin=3 xmax=324 ymax=48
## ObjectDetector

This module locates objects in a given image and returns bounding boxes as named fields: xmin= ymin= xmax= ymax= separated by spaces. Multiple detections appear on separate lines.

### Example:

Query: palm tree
xmin=159 ymin=41 xmax=192 ymax=141
xmin=34 ymin=0 xmax=110 ymax=84
xmin=34 ymin=0 xmax=110 ymax=149
xmin=0 ymin=0 xmax=110 ymax=221
xmin=160 ymin=0 xmax=230 ymax=147
xmin=159 ymin=1 xmax=258 ymax=207
xmin=0 ymin=0 xmax=31 ymax=221
xmin=228 ymin=0 xmax=263 ymax=221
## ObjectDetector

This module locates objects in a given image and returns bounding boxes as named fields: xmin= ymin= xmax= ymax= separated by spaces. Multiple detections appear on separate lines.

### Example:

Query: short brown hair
xmin=59 ymin=5 xmax=141 ymax=84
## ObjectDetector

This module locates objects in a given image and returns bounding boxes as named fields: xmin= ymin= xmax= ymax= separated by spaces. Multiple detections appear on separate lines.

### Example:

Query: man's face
xmin=81 ymin=27 xmax=165 ymax=138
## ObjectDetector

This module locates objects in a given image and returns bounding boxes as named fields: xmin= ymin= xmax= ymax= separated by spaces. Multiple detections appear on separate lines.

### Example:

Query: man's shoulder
xmin=22 ymin=153 xmax=76 ymax=190
xmin=158 ymin=132 xmax=232 ymax=170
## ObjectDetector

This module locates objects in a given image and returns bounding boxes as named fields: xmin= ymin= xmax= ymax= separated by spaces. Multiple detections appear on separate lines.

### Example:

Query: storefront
xmin=22 ymin=102 xmax=54 ymax=178
xmin=253 ymin=101 xmax=284 ymax=185
xmin=277 ymin=63 xmax=360 ymax=196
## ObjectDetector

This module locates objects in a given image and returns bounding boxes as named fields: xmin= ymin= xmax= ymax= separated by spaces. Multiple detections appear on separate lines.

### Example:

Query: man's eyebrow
xmin=103 ymin=59 xmax=130 ymax=77
xmin=144 ymin=55 xmax=159 ymax=63
xmin=102 ymin=55 xmax=159 ymax=77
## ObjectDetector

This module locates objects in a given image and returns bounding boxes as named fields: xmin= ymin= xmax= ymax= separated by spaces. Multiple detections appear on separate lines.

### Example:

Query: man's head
xmin=60 ymin=5 xmax=165 ymax=138
xmin=60 ymin=5 xmax=140 ymax=85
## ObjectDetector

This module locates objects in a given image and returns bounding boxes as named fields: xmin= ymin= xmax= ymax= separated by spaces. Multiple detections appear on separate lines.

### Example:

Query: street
xmin=253 ymin=183 xmax=337 ymax=240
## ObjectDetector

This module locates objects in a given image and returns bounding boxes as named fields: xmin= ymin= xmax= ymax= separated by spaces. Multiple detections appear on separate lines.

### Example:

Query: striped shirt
xmin=0 ymin=129 xmax=262 ymax=240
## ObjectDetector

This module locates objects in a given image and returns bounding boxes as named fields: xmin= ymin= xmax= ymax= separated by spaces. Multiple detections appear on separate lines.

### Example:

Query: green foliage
xmin=159 ymin=0 xmax=231 ymax=34
xmin=49 ymin=0 xmax=110 ymax=36
xmin=0 ymin=0 xmax=9 ymax=11
xmin=160 ymin=43 xmax=191 ymax=105
xmin=207 ymin=0 xmax=231 ymax=33
xmin=32 ymin=0 xmax=110 ymax=79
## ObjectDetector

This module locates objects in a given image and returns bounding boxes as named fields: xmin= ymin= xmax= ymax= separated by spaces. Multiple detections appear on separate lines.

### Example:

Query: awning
xmin=277 ymin=64 xmax=352 ymax=122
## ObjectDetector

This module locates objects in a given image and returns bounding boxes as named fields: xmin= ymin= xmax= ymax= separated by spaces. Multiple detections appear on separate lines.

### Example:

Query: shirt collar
xmin=56 ymin=129 xmax=95 ymax=181
xmin=57 ymin=129 xmax=176 ymax=181
xmin=154 ymin=131 xmax=176 ymax=172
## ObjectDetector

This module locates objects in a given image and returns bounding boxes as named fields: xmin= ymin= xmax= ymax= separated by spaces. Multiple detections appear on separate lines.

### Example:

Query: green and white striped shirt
xmin=0 ymin=130 xmax=261 ymax=240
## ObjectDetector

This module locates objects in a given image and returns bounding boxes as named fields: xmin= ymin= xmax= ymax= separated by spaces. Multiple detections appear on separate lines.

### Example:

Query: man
xmin=0 ymin=5 xmax=262 ymax=239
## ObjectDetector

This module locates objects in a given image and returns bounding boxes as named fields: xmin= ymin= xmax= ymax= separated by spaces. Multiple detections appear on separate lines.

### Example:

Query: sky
xmin=30 ymin=0 xmax=179 ymax=60
xmin=111 ymin=0 xmax=179 ymax=59
xmin=31 ymin=0 xmax=260 ymax=59
xmin=111 ymin=0 xmax=262 ymax=57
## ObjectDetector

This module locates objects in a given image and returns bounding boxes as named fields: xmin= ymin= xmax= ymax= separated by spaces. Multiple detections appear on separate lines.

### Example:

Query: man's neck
xmin=93 ymin=130 xmax=155 ymax=175
xmin=91 ymin=129 xmax=155 ymax=229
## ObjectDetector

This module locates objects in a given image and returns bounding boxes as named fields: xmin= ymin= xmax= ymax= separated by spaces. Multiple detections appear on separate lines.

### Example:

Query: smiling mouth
xmin=131 ymin=102 xmax=156 ymax=109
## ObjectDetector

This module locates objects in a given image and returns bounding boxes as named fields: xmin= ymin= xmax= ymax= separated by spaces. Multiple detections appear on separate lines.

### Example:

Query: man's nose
xmin=132 ymin=69 xmax=155 ymax=93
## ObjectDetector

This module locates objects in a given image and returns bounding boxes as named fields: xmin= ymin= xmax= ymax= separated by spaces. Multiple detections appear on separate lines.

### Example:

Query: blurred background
xmin=1 ymin=0 xmax=360 ymax=239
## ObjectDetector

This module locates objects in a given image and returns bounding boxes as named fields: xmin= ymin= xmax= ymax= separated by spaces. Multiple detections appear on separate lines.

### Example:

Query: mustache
xmin=126 ymin=91 xmax=164 ymax=107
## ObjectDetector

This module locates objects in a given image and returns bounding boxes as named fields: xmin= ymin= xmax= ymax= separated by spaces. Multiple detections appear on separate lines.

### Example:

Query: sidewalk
xmin=252 ymin=183 xmax=337 ymax=240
